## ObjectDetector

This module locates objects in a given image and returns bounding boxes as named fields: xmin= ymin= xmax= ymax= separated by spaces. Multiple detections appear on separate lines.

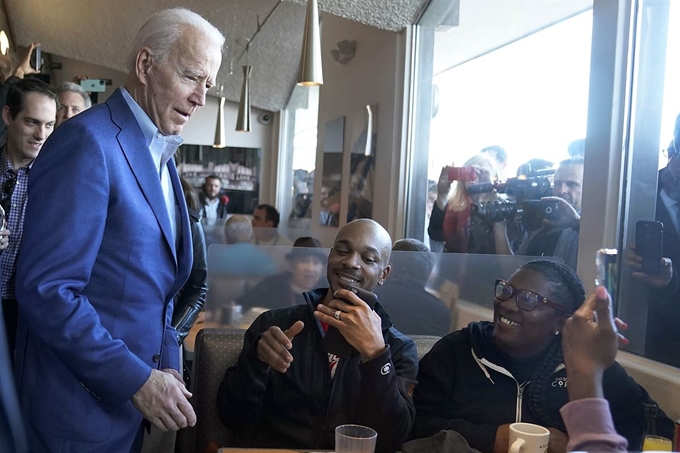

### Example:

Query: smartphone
xmin=447 ymin=166 xmax=477 ymax=182
xmin=596 ymin=248 xmax=618 ymax=312
xmin=31 ymin=45 xmax=41 ymax=72
xmin=323 ymin=286 xmax=378 ymax=359
xmin=636 ymin=220 xmax=663 ymax=274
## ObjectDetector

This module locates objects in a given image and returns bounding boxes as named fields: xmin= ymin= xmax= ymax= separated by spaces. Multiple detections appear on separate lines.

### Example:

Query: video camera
xmin=466 ymin=170 xmax=559 ymax=228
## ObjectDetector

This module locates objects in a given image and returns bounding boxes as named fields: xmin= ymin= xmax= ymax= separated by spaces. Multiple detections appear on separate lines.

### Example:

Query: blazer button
xmin=152 ymin=353 xmax=161 ymax=363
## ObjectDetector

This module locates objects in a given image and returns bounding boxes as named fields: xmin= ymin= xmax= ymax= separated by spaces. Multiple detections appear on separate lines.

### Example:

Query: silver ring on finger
xmin=334 ymin=310 xmax=342 ymax=321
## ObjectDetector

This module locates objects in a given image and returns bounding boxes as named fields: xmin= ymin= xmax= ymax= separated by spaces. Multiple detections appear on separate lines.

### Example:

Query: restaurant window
xmin=616 ymin=0 xmax=680 ymax=367
xmin=405 ymin=0 xmax=594 ymax=266
xmin=282 ymin=86 xmax=319 ymax=232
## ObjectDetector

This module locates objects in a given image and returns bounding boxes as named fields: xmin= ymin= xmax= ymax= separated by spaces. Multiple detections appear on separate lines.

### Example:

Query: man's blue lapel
xmin=106 ymin=89 xmax=177 ymax=267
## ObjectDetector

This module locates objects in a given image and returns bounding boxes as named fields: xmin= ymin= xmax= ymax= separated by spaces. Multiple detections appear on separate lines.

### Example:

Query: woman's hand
xmin=548 ymin=428 xmax=568 ymax=453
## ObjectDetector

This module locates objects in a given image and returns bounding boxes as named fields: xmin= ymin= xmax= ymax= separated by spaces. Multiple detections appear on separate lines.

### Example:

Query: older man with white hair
xmin=14 ymin=8 xmax=224 ymax=452
xmin=55 ymin=81 xmax=91 ymax=126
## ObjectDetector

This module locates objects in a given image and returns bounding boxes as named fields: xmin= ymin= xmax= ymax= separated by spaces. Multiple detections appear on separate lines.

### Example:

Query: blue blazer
xmin=14 ymin=89 xmax=192 ymax=452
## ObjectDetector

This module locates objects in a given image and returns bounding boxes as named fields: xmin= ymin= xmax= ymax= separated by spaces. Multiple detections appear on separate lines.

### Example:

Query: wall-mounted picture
xmin=320 ymin=116 xmax=344 ymax=227
xmin=347 ymin=104 xmax=378 ymax=222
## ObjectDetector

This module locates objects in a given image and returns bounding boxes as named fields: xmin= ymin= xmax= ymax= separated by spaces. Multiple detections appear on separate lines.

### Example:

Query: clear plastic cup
xmin=335 ymin=424 xmax=378 ymax=453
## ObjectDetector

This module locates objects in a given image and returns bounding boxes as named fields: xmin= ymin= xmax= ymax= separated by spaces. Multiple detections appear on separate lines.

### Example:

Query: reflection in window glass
xmin=618 ymin=0 xmax=680 ymax=367
xmin=428 ymin=11 xmax=591 ymax=182
xmin=289 ymin=87 xmax=319 ymax=225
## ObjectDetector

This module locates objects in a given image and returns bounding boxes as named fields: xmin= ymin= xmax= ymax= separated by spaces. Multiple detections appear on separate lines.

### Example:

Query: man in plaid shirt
xmin=0 ymin=78 xmax=57 ymax=356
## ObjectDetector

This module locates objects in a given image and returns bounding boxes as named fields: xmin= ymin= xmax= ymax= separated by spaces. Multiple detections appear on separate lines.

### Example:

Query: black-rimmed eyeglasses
xmin=494 ymin=279 xmax=567 ymax=313
xmin=0 ymin=175 xmax=17 ymax=216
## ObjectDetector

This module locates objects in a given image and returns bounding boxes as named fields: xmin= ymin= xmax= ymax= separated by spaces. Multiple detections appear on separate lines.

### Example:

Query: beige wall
xmin=311 ymin=14 xmax=406 ymax=246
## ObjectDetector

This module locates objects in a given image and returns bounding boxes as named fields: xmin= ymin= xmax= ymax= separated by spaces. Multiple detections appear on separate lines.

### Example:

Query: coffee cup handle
xmin=510 ymin=438 xmax=525 ymax=453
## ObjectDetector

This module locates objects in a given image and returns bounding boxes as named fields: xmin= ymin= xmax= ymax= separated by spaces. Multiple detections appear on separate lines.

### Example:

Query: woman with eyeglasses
xmin=411 ymin=260 xmax=672 ymax=453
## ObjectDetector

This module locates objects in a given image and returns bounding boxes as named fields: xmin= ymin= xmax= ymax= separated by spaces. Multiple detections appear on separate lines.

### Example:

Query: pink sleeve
xmin=560 ymin=398 xmax=628 ymax=453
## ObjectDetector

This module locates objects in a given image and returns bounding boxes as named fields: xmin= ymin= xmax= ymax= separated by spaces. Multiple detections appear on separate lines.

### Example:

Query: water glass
xmin=335 ymin=424 xmax=378 ymax=453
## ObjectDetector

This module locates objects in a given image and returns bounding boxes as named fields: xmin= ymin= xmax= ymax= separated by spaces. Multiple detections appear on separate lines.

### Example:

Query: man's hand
xmin=256 ymin=321 xmax=304 ymax=373
xmin=562 ymin=286 xmax=627 ymax=400
xmin=540 ymin=196 xmax=580 ymax=227
xmin=624 ymin=245 xmax=673 ymax=288
xmin=131 ymin=368 xmax=196 ymax=432
xmin=314 ymin=289 xmax=385 ymax=362
xmin=13 ymin=42 xmax=39 ymax=79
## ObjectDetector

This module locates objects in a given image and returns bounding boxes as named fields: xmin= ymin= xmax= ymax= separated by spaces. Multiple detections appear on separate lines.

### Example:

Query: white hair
xmin=126 ymin=8 xmax=225 ymax=74
xmin=56 ymin=81 xmax=92 ymax=109
xmin=224 ymin=215 xmax=252 ymax=244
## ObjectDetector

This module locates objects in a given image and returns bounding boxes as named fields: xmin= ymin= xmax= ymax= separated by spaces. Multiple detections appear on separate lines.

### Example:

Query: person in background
xmin=215 ymin=214 xmax=277 ymax=276
xmin=218 ymin=219 xmax=418 ymax=453
xmin=567 ymin=139 xmax=585 ymax=158
xmin=494 ymin=157 xmax=584 ymax=269
xmin=172 ymin=177 xmax=208 ymax=345
xmin=55 ymin=81 xmax=91 ymax=127
xmin=626 ymin=116 xmax=680 ymax=367
xmin=251 ymin=203 xmax=293 ymax=246
xmin=375 ymin=238 xmax=451 ymax=336
xmin=560 ymin=285 xmax=628 ymax=453
xmin=199 ymin=174 xmax=228 ymax=223
xmin=0 ymin=78 xmax=57 ymax=356
xmin=412 ymin=260 xmax=672 ymax=453
xmin=481 ymin=145 xmax=508 ymax=176
xmin=14 ymin=8 xmax=224 ymax=451
xmin=428 ymin=153 xmax=501 ymax=253
xmin=0 ymin=42 xmax=40 ymax=145
xmin=235 ymin=236 xmax=326 ymax=313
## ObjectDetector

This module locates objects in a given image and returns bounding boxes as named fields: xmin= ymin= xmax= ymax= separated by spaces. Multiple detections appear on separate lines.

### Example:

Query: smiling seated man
xmin=218 ymin=219 xmax=418 ymax=453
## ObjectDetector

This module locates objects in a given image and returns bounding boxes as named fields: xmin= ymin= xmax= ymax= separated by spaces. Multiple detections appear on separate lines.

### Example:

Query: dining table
xmin=217 ymin=449 xmax=333 ymax=452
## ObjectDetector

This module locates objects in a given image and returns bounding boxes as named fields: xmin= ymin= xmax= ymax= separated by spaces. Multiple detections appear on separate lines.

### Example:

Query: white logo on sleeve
xmin=380 ymin=363 xmax=391 ymax=375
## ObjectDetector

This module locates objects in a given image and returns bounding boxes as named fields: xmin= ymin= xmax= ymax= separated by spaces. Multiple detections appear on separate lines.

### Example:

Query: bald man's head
xmin=326 ymin=219 xmax=392 ymax=294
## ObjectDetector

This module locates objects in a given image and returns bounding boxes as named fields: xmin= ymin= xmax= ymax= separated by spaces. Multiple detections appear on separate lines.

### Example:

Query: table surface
xmin=218 ymin=449 xmax=333 ymax=452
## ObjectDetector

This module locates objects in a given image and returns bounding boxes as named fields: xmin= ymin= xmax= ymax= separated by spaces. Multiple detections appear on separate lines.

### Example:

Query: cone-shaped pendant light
xmin=213 ymin=96 xmax=227 ymax=147
xmin=236 ymin=65 xmax=253 ymax=132
xmin=297 ymin=0 xmax=323 ymax=86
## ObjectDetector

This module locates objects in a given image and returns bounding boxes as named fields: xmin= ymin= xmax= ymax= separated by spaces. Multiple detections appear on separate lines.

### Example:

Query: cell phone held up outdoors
xmin=447 ymin=166 xmax=477 ymax=182
xmin=323 ymin=286 xmax=378 ymax=359
xmin=635 ymin=220 xmax=663 ymax=275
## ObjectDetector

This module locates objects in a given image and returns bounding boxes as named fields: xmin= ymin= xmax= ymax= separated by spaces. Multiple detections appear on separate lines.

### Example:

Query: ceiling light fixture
xmin=213 ymin=84 xmax=227 ymax=147
xmin=236 ymin=65 xmax=253 ymax=132
xmin=0 ymin=31 xmax=8 ymax=56
xmin=297 ymin=0 xmax=323 ymax=86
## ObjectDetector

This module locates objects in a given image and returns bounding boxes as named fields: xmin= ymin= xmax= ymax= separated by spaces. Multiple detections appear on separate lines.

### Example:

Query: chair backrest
xmin=410 ymin=335 xmax=442 ymax=360
xmin=189 ymin=328 xmax=245 ymax=453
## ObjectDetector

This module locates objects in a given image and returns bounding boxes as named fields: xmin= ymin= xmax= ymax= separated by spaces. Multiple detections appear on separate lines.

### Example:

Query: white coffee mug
xmin=508 ymin=422 xmax=550 ymax=453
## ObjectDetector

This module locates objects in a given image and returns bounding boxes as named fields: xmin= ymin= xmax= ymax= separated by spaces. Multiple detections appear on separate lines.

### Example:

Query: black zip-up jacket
xmin=171 ymin=209 xmax=207 ymax=344
xmin=217 ymin=288 xmax=419 ymax=453
xmin=412 ymin=322 xmax=673 ymax=452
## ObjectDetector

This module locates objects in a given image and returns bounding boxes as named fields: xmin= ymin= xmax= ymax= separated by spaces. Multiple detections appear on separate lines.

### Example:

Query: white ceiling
xmin=3 ymin=0 xmax=593 ymax=112
xmin=4 ymin=0 xmax=428 ymax=112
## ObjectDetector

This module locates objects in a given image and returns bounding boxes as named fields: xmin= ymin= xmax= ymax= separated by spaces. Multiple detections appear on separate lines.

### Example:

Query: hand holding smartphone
xmin=635 ymin=220 xmax=663 ymax=274
xmin=322 ymin=286 xmax=378 ymax=359
xmin=30 ymin=45 xmax=41 ymax=72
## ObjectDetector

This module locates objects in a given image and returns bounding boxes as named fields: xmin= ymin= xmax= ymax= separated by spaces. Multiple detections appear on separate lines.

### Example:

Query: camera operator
xmin=428 ymin=154 xmax=501 ymax=253
xmin=494 ymin=157 xmax=584 ymax=269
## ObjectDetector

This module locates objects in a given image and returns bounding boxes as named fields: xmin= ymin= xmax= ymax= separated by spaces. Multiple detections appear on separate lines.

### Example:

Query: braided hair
xmin=518 ymin=260 xmax=586 ymax=431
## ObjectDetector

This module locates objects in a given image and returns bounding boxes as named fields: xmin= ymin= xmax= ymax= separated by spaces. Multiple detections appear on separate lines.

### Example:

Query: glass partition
xmin=203 ymin=244 xmax=561 ymax=337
